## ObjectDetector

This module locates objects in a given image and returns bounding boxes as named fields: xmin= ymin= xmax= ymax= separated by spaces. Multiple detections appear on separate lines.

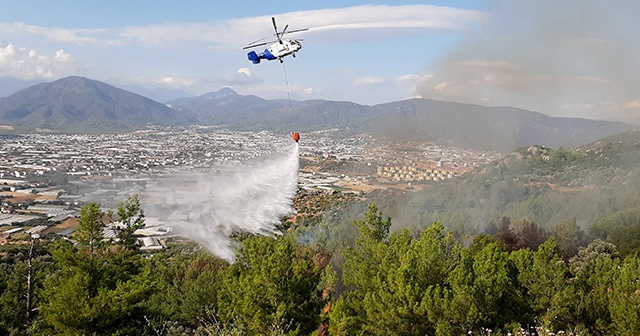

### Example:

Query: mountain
xmin=169 ymin=91 xmax=636 ymax=151
xmin=0 ymin=77 xmax=635 ymax=151
xmin=166 ymin=88 xmax=289 ymax=126
xmin=0 ymin=76 xmax=195 ymax=133
xmin=366 ymin=99 xmax=635 ymax=151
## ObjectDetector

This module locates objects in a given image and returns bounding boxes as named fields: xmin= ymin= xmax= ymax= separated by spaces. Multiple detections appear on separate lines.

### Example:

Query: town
xmin=0 ymin=126 xmax=503 ymax=249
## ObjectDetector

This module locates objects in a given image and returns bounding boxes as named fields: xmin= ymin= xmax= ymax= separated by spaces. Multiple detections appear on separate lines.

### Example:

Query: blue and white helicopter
xmin=244 ymin=17 xmax=308 ymax=64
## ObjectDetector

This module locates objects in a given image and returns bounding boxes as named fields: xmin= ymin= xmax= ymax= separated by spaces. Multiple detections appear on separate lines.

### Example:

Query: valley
xmin=0 ymin=127 xmax=499 ymax=236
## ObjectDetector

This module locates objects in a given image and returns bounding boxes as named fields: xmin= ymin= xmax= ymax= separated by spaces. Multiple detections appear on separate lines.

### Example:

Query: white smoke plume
xmin=140 ymin=143 xmax=299 ymax=262
xmin=416 ymin=0 xmax=640 ymax=123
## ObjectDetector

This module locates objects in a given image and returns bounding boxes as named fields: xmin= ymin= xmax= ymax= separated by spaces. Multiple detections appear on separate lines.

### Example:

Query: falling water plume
xmin=141 ymin=143 xmax=299 ymax=262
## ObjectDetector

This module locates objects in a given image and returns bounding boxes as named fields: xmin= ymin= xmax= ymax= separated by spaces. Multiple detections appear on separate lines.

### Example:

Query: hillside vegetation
xmin=2 ymin=199 xmax=640 ymax=335
xmin=375 ymin=128 xmax=640 ymax=238
xmin=295 ymin=127 xmax=640 ymax=261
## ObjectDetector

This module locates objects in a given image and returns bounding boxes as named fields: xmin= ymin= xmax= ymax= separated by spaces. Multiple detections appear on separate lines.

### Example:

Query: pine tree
xmin=39 ymin=202 xmax=151 ymax=335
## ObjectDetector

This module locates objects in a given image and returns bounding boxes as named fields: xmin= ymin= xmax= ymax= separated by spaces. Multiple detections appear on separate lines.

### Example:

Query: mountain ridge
xmin=0 ymin=76 xmax=195 ymax=133
xmin=0 ymin=76 xmax=636 ymax=151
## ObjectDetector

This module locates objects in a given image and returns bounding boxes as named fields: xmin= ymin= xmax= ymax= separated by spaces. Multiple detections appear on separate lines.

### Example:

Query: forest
xmin=1 ymin=195 xmax=640 ymax=335
xmin=3 ymin=131 xmax=640 ymax=335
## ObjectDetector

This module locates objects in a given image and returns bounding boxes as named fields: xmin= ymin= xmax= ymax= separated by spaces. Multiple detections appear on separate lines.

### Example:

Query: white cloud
xmin=219 ymin=68 xmax=260 ymax=86
xmin=156 ymin=76 xmax=197 ymax=89
xmin=396 ymin=73 xmax=432 ymax=86
xmin=143 ymin=5 xmax=481 ymax=47
xmin=353 ymin=76 xmax=387 ymax=86
xmin=301 ymin=4 xmax=482 ymax=35
xmin=4 ymin=5 xmax=480 ymax=49
xmin=0 ymin=43 xmax=79 ymax=79
xmin=110 ymin=69 xmax=262 ymax=96
xmin=433 ymin=81 xmax=453 ymax=93
xmin=237 ymin=68 xmax=252 ymax=77
xmin=395 ymin=74 xmax=422 ymax=83
xmin=393 ymin=74 xmax=435 ymax=101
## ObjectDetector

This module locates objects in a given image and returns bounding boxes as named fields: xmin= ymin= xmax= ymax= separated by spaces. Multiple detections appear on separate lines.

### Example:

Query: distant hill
xmin=166 ymin=88 xmax=290 ymax=127
xmin=0 ymin=76 xmax=635 ymax=151
xmin=366 ymin=99 xmax=635 ymax=151
xmin=381 ymin=127 xmax=640 ymax=235
xmin=0 ymin=76 xmax=195 ymax=133
xmin=169 ymin=90 xmax=635 ymax=151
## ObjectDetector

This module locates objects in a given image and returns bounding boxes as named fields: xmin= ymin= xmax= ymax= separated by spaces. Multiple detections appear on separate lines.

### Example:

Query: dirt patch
xmin=0 ymin=191 xmax=57 ymax=203
xmin=334 ymin=180 xmax=430 ymax=193
xmin=46 ymin=217 xmax=79 ymax=234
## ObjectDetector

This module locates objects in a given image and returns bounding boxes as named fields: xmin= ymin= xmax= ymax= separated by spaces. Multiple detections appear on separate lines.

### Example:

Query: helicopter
xmin=244 ymin=17 xmax=308 ymax=64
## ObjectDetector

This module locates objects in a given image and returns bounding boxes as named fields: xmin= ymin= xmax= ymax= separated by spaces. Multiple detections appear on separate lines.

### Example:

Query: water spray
xmin=141 ymin=142 xmax=300 ymax=262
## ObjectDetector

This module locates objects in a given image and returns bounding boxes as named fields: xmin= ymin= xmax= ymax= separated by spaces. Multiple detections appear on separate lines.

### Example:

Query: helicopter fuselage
xmin=247 ymin=39 xmax=302 ymax=64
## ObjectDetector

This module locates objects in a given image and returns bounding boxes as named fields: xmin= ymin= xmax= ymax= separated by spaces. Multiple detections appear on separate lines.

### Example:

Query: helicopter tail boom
xmin=247 ymin=49 xmax=278 ymax=64
xmin=247 ymin=51 xmax=261 ymax=64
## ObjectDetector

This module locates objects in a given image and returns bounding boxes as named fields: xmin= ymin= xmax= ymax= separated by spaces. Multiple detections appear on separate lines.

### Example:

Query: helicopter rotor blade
xmin=278 ymin=24 xmax=289 ymax=44
xmin=243 ymin=41 xmax=272 ymax=50
xmin=272 ymin=17 xmax=282 ymax=43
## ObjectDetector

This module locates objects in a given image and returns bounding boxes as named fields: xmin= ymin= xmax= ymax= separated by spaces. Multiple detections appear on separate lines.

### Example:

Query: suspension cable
xmin=282 ymin=61 xmax=293 ymax=113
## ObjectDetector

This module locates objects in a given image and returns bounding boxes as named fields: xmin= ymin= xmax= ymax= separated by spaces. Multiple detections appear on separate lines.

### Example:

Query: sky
xmin=1 ymin=1 xmax=639 ymax=124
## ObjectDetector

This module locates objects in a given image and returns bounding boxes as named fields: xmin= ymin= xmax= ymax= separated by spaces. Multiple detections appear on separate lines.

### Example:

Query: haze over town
xmin=1 ymin=1 xmax=639 ymax=123
xmin=0 ymin=126 xmax=501 ymax=259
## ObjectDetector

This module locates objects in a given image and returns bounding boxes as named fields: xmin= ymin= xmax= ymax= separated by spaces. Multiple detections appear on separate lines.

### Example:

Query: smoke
xmin=416 ymin=0 xmax=640 ymax=123
xmin=141 ymin=143 xmax=299 ymax=262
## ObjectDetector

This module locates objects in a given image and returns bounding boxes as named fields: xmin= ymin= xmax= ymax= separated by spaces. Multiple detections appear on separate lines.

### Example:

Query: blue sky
xmin=1 ymin=1 xmax=639 ymax=124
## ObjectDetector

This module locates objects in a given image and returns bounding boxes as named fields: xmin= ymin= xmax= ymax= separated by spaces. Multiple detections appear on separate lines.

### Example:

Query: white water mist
xmin=141 ymin=143 xmax=299 ymax=262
